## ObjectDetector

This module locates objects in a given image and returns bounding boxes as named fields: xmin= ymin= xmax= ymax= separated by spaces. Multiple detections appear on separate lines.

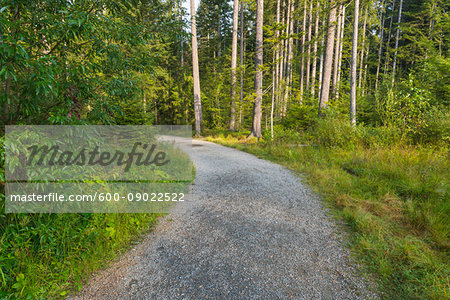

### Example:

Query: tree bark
xmin=375 ymin=0 xmax=386 ymax=91
xmin=391 ymin=0 xmax=403 ymax=86
xmin=230 ymin=0 xmax=239 ymax=131
xmin=350 ymin=0 xmax=360 ymax=127
xmin=284 ymin=0 xmax=295 ymax=115
xmin=278 ymin=0 xmax=286 ymax=107
xmin=383 ymin=0 xmax=396 ymax=76
xmin=282 ymin=0 xmax=292 ymax=116
xmin=272 ymin=0 xmax=281 ymax=138
xmin=251 ymin=0 xmax=264 ymax=138
xmin=318 ymin=2 xmax=337 ymax=115
xmin=332 ymin=4 xmax=343 ymax=98
xmin=179 ymin=1 xmax=184 ymax=67
xmin=305 ymin=0 xmax=313 ymax=92
xmin=191 ymin=0 xmax=202 ymax=135
xmin=318 ymin=18 xmax=325 ymax=101
xmin=358 ymin=5 xmax=368 ymax=90
xmin=299 ymin=0 xmax=307 ymax=104
xmin=239 ymin=0 xmax=245 ymax=131
xmin=271 ymin=53 xmax=276 ymax=139
xmin=311 ymin=1 xmax=320 ymax=98
xmin=274 ymin=0 xmax=281 ymax=118
xmin=336 ymin=4 xmax=346 ymax=99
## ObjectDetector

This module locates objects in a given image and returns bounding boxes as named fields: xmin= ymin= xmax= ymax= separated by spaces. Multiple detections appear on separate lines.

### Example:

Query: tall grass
xmin=205 ymin=122 xmax=449 ymax=299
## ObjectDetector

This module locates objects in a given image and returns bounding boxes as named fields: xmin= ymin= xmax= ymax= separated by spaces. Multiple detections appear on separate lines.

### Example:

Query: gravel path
xmin=74 ymin=138 xmax=377 ymax=299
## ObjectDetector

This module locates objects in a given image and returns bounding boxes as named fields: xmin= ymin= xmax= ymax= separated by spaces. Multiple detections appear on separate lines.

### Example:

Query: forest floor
xmin=73 ymin=138 xmax=377 ymax=299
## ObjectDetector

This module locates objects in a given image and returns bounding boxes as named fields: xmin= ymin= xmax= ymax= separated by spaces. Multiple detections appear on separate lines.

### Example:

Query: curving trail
xmin=74 ymin=138 xmax=376 ymax=299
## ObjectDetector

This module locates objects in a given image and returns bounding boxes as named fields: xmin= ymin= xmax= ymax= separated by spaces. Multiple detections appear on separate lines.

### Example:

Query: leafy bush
xmin=412 ymin=108 xmax=450 ymax=145
xmin=280 ymin=104 xmax=317 ymax=131
xmin=308 ymin=111 xmax=358 ymax=148
xmin=263 ymin=125 xmax=302 ymax=143
xmin=379 ymin=75 xmax=434 ymax=140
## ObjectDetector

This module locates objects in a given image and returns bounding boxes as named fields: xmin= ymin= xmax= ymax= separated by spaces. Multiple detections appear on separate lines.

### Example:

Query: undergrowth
xmin=0 ymin=135 xmax=192 ymax=299
xmin=0 ymin=205 xmax=161 ymax=299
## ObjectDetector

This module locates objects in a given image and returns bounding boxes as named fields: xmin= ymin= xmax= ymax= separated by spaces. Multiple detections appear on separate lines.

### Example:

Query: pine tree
xmin=191 ymin=0 xmax=203 ymax=135
xmin=230 ymin=0 xmax=239 ymax=131
xmin=319 ymin=2 xmax=337 ymax=115
xmin=250 ymin=0 xmax=264 ymax=138
xmin=350 ymin=0 xmax=360 ymax=126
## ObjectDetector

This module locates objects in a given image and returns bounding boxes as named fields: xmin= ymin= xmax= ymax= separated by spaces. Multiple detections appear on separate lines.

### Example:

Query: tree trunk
xmin=179 ymin=1 xmax=184 ymax=67
xmin=383 ymin=0 xmax=396 ymax=76
xmin=282 ymin=0 xmax=292 ymax=116
xmin=318 ymin=2 xmax=337 ymax=115
xmin=272 ymin=0 xmax=281 ymax=138
xmin=332 ymin=4 xmax=342 ymax=98
xmin=191 ymin=0 xmax=202 ymax=135
xmin=278 ymin=0 xmax=286 ymax=107
xmin=217 ymin=11 xmax=222 ymax=58
xmin=375 ymin=0 xmax=386 ymax=91
xmin=251 ymin=0 xmax=264 ymax=138
xmin=284 ymin=0 xmax=295 ymax=115
xmin=336 ymin=4 xmax=346 ymax=99
xmin=391 ymin=0 xmax=403 ymax=86
xmin=239 ymin=0 xmax=245 ymax=131
xmin=350 ymin=0 xmax=360 ymax=127
xmin=230 ymin=0 xmax=239 ymax=131
xmin=311 ymin=1 xmax=320 ymax=98
xmin=274 ymin=0 xmax=281 ymax=119
xmin=305 ymin=0 xmax=313 ymax=92
xmin=318 ymin=18 xmax=325 ymax=101
xmin=299 ymin=0 xmax=307 ymax=104
xmin=271 ymin=53 xmax=276 ymax=139
xmin=358 ymin=5 xmax=368 ymax=90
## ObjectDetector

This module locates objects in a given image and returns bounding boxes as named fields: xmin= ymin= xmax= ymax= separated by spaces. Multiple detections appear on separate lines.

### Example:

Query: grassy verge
xmin=204 ymin=130 xmax=449 ymax=299
xmin=0 ymin=211 xmax=160 ymax=298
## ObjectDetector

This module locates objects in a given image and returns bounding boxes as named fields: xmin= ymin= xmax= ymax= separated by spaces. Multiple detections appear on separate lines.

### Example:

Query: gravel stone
xmin=73 ymin=138 xmax=378 ymax=299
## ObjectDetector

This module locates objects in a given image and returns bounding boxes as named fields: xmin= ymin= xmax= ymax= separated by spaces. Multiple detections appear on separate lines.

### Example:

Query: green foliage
xmin=280 ymin=104 xmax=317 ymax=131
xmin=0 ymin=129 xmax=192 ymax=298
xmin=373 ymin=74 xmax=449 ymax=145
xmin=0 ymin=0 xmax=189 ymax=128
xmin=380 ymin=75 xmax=432 ymax=137
xmin=418 ymin=108 xmax=450 ymax=145
xmin=262 ymin=125 xmax=302 ymax=143
xmin=0 ymin=1 xmax=190 ymax=298
xmin=0 ymin=211 xmax=159 ymax=299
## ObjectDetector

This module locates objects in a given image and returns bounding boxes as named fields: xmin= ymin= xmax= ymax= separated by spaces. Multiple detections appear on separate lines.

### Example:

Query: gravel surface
xmin=74 ymin=138 xmax=377 ymax=299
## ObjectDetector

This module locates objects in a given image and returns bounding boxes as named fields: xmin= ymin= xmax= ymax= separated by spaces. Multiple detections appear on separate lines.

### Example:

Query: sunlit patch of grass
xmin=204 ymin=132 xmax=449 ymax=299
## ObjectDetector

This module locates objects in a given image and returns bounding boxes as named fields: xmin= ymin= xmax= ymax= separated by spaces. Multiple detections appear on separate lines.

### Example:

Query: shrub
xmin=280 ymin=104 xmax=317 ymax=131
xmin=412 ymin=108 xmax=450 ymax=145
xmin=263 ymin=125 xmax=302 ymax=144
xmin=378 ymin=75 xmax=434 ymax=141
xmin=309 ymin=111 xmax=358 ymax=148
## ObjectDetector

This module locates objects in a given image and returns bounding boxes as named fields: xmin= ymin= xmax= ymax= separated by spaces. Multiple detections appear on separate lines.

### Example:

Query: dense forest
xmin=1 ymin=0 xmax=448 ymax=136
xmin=0 ymin=0 xmax=449 ymax=298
